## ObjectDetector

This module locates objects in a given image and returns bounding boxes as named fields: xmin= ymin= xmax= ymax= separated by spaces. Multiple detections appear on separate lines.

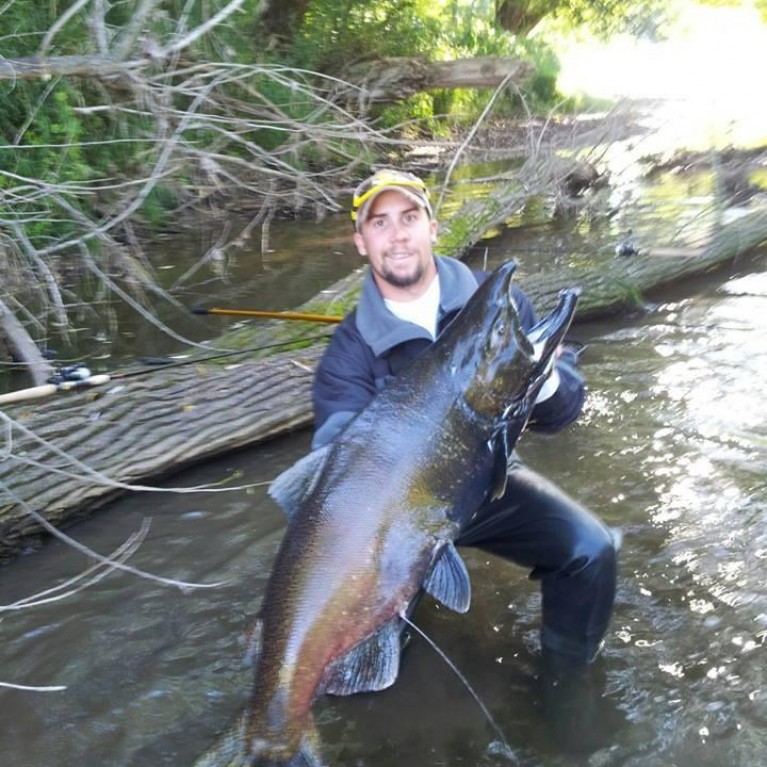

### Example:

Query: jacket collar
xmin=355 ymin=255 xmax=479 ymax=357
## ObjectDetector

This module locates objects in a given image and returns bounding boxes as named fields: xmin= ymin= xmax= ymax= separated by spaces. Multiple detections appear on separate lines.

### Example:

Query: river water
xmin=1 ymin=163 xmax=766 ymax=766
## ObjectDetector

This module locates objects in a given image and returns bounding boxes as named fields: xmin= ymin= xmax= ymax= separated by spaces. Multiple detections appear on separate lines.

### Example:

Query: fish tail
xmin=248 ymin=731 xmax=325 ymax=767
xmin=193 ymin=713 xmax=325 ymax=767
xmin=246 ymin=715 xmax=325 ymax=767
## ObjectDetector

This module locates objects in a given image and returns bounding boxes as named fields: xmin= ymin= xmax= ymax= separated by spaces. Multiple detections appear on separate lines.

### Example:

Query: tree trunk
xmin=0 ymin=350 xmax=321 ymax=563
xmin=496 ymin=0 xmax=555 ymax=35
xmin=1 ymin=205 xmax=766 ymax=563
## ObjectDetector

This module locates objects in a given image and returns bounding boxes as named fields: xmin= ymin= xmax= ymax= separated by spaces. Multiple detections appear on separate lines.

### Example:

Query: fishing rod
xmin=192 ymin=307 xmax=344 ymax=324
xmin=0 ymin=332 xmax=333 ymax=407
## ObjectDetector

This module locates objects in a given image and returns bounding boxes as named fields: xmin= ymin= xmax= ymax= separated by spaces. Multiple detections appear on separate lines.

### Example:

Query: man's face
xmin=353 ymin=190 xmax=439 ymax=299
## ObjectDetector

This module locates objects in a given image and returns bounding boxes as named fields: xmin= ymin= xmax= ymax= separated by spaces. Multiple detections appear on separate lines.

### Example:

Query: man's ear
xmin=353 ymin=231 xmax=367 ymax=257
xmin=430 ymin=219 xmax=439 ymax=244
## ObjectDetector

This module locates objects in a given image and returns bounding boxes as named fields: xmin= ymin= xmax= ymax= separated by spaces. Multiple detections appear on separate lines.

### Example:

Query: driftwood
xmin=0 ymin=53 xmax=531 ymax=104
xmin=0 ymin=54 xmax=148 ymax=82
xmin=1 ymin=201 xmax=766 ymax=563
xmin=344 ymin=55 xmax=532 ymax=104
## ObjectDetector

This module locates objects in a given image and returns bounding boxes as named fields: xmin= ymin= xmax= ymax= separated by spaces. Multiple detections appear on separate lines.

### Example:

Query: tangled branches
xmin=0 ymin=0 xmax=410 ymax=376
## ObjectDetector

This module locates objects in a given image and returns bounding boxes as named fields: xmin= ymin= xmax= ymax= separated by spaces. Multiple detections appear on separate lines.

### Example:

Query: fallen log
xmin=0 ymin=350 xmax=322 ymax=563
xmin=343 ymin=55 xmax=533 ymax=104
xmin=1 ymin=203 xmax=766 ymax=564
xmin=514 ymin=208 xmax=767 ymax=318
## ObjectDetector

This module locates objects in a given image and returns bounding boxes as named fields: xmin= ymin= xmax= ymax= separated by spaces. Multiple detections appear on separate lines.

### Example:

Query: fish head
xmin=455 ymin=261 xmax=580 ymax=423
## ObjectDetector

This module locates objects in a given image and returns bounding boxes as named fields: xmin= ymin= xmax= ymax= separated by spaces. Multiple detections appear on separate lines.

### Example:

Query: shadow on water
xmin=1 ymin=156 xmax=766 ymax=765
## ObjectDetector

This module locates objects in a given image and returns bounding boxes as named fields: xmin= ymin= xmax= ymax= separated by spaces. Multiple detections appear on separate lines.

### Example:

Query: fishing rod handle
xmin=0 ymin=374 xmax=112 ymax=406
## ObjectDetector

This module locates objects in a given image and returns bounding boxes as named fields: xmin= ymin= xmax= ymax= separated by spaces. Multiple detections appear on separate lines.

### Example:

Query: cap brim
xmin=355 ymin=186 xmax=431 ymax=230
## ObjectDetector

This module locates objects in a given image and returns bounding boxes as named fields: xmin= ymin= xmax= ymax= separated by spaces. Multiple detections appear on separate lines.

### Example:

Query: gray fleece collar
xmin=355 ymin=255 xmax=479 ymax=357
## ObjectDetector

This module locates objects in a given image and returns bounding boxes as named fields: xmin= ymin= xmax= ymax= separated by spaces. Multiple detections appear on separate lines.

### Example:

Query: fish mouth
xmin=528 ymin=287 xmax=581 ymax=375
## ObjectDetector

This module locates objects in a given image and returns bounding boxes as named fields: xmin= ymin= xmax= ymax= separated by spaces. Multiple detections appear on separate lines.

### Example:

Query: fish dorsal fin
xmin=318 ymin=618 xmax=401 ymax=697
xmin=423 ymin=541 xmax=471 ymax=614
xmin=268 ymin=444 xmax=332 ymax=519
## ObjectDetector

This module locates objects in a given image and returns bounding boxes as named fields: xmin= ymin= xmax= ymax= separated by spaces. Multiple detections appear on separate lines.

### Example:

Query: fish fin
xmin=488 ymin=419 xmax=522 ymax=501
xmin=246 ymin=714 xmax=326 ymax=767
xmin=319 ymin=619 xmax=401 ymax=697
xmin=293 ymin=727 xmax=325 ymax=767
xmin=423 ymin=541 xmax=471 ymax=613
xmin=487 ymin=424 xmax=510 ymax=501
xmin=268 ymin=445 xmax=331 ymax=519
xmin=242 ymin=616 xmax=263 ymax=667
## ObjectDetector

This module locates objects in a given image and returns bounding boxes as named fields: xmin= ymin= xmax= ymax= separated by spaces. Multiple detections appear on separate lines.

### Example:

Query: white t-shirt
xmin=384 ymin=275 xmax=441 ymax=339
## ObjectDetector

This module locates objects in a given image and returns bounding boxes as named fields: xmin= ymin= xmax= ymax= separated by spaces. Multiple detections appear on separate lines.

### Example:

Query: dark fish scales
xmin=195 ymin=261 xmax=580 ymax=767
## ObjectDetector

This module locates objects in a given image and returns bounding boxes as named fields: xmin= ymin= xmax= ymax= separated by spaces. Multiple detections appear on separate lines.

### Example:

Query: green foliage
xmin=548 ymin=0 xmax=673 ymax=40
xmin=1 ymin=4 xmax=122 ymax=244
xmin=285 ymin=0 xmax=445 ymax=73
xmin=139 ymin=184 xmax=181 ymax=230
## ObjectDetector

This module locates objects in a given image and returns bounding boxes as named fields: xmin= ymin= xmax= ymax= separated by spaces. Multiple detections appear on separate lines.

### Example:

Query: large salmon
xmin=197 ymin=261 xmax=579 ymax=767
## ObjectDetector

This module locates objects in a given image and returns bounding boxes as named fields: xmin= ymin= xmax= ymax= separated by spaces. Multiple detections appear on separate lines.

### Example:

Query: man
xmin=312 ymin=168 xmax=618 ymax=673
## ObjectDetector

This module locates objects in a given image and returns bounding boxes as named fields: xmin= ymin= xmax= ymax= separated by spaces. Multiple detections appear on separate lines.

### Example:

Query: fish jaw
xmin=464 ymin=277 xmax=580 ymax=422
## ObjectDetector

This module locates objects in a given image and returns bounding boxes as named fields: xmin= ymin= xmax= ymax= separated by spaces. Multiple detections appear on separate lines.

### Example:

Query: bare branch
xmin=0 ymin=481 xmax=226 ymax=591
xmin=0 ymin=411 xmax=273 ymax=497
xmin=1 ymin=520 xmax=151 ymax=612
xmin=0 ymin=681 xmax=67 ymax=692
xmin=0 ymin=54 xmax=149 ymax=81
xmin=163 ymin=0 xmax=250 ymax=56
xmin=0 ymin=295 xmax=54 ymax=385
xmin=38 ymin=0 xmax=95 ymax=61
xmin=90 ymin=0 xmax=109 ymax=54
xmin=114 ymin=0 xmax=162 ymax=59
xmin=9 ymin=222 xmax=69 ymax=331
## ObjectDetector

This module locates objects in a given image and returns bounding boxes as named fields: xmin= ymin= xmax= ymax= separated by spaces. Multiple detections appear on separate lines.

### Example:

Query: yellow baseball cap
xmin=351 ymin=169 xmax=432 ymax=230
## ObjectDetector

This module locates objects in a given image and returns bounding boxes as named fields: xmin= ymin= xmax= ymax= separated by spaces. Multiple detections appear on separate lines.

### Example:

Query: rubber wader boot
xmin=537 ymin=647 xmax=624 ymax=755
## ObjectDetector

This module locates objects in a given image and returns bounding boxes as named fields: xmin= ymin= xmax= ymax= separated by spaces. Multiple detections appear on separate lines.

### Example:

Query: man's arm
xmin=311 ymin=320 xmax=379 ymax=449
xmin=528 ymin=350 xmax=586 ymax=433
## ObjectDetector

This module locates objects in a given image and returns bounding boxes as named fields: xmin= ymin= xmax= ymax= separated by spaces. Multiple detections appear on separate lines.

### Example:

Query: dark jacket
xmin=312 ymin=256 xmax=585 ymax=448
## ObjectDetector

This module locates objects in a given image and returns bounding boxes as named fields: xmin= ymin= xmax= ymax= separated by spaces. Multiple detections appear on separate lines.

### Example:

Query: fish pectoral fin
xmin=488 ymin=417 xmax=527 ymax=502
xmin=423 ymin=541 xmax=471 ymax=614
xmin=242 ymin=616 xmax=263 ymax=667
xmin=319 ymin=619 xmax=401 ymax=697
xmin=488 ymin=425 xmax=512 ymax=501
xmin=268 ymin=444 xmax=332 ymax=519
